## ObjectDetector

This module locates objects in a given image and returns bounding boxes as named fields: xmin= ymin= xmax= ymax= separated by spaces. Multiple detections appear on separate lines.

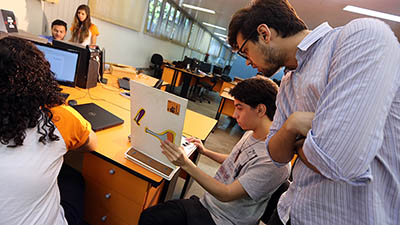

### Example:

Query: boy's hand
xmin=186 ymin=137 xmax=206 ymax=154
xmin=161 ymin=140 xmax=190 ymax=167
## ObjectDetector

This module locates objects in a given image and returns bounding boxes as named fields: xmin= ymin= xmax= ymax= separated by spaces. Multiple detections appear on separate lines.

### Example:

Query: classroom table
xmin=215 ymin=90 xmax=235 ymax=121
xmin=162 ymin=65 xmax=207 ymax=98
xmin=62 ymin=72 xmax=216 ymax=225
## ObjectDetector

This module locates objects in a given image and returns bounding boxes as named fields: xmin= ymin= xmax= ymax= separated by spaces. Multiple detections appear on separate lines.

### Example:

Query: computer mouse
xmin=68 ymin=99 xmax=78 ymax=106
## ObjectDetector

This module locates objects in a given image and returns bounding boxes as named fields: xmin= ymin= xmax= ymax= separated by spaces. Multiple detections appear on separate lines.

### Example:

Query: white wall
xmin=93 ymin=17 xmax=185 ymax=67
xmin=1 ymin=0 xmax=43 ymax=34
xmin=3 ymin=0 xmax=185 ymax=68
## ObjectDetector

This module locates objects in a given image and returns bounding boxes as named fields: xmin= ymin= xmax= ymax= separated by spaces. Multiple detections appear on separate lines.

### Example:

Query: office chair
xmin=197 ymin=75 xmax=219 ymax=104
xmin=150 ymin=53 xmax=163 ymax=79
xmin=259 ymin=180 xmax=290 ymax=224
xmin=220 ymin=74 xmax=232 ymax=82
xmin=222 ymin=65 xmax=231 ymax=75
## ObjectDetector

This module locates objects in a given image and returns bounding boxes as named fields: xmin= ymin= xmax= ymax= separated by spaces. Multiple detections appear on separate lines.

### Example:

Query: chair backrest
xmin=222 ymin=65 xmax=231 ymax=75
xmin=221 ymin=74 xmax=232 ymax=82
xmin=260 ymin=180 xmax=290 ymax=223
xmin=151 ymin=53 xmax=163 ymax=66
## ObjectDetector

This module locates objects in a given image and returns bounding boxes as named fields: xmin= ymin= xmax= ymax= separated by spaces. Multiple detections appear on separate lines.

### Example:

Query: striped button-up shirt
xmin=266 ymin=18 xmax=400 ymax=225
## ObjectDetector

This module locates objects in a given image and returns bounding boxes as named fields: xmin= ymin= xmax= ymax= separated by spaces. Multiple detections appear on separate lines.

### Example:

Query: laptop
xmin=71 ymin=103 xmax=124 ymax=131
xmin=125 ymin=80 xmax=188 ymax=180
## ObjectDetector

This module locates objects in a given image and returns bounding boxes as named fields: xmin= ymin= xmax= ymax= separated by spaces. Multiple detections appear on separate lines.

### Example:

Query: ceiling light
xmin=203 ymin=22 xmax=226 ymax=31
xmin=182 ymin=3 xmax=215 ymax=14
xmin=214 ymin=32 xmax=227 ymax=38
xmin=343 ymin=5 xmax=400 ymax=23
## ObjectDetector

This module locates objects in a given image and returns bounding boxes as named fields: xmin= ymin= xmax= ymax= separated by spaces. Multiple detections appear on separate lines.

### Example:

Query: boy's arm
xmin=161 ymin=140 xmax=248 ymax=202
xmin=187 ymin=137 xmax=228 ymax=164
xmin=201 ymin=149 xmax=228 ymax=164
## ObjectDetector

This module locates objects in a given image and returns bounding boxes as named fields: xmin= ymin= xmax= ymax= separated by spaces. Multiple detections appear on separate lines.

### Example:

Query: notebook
xmin=125 ymin=80 xmax=188 ymax=180
xmin=71 ymin=103 xmax=124 ymax=131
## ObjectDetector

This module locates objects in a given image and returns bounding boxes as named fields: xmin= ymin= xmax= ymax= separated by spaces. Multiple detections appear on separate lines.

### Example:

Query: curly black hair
xmin=0 ymin=36 xmax=64 ymax=147
xmin=229 ymin=77 xmax=278 ymax=121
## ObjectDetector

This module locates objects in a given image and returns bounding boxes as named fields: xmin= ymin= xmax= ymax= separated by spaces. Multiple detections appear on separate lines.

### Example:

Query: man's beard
xmin=259 ymin=44 xmax=285 ymax=77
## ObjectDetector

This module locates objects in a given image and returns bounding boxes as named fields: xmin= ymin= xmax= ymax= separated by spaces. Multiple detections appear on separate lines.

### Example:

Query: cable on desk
xmin=67 ymin=87 xmax=89 ymax=100
xmin=99 ymin=81 xmax=120 ymax=92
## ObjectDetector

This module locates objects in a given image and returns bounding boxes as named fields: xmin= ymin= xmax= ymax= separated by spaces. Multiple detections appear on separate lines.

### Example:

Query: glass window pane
xmin=165 ymin=6 xmax=176 ymax=38
xmin=208 ymin=37 xmax=221 ymax=56
xmin=188 ymin=23 xmax=199 ymax=49
xmin=146 ymin=0 xmax=155 ymax=31
xmin=151 ymin=0 xmax=162 ymax=33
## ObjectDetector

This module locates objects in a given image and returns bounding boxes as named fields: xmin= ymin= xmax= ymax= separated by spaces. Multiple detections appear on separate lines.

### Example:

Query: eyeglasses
xmin=236 ymin=30 xmax=258 ymax=60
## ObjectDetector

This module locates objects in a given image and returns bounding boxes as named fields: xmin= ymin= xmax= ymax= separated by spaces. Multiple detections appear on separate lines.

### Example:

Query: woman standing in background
xmin=70 ymin=4 xmax=99 ymax=46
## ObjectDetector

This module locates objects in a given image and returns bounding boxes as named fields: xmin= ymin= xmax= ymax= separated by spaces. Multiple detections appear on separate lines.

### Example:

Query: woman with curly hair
xmin=70 ymin=4 xmax=99 ymax=46
xmin=0 ymin=36 xmax=97 ymax=225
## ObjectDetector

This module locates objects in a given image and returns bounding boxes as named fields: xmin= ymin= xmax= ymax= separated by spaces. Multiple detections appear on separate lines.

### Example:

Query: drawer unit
xmin=83 ymin=153 xmax=149 ymax=204
xmin=85 ymin=177 xmax=142 ymax=225
xmin=84 ymin=203 xmax=129 ymax=225
xmin=82 ymin=154 xmax=164 ymax=225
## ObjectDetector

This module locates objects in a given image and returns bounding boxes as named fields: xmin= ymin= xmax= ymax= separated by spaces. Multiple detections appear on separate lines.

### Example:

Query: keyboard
xmin=181 ymin=136 xmax=197 ymax=156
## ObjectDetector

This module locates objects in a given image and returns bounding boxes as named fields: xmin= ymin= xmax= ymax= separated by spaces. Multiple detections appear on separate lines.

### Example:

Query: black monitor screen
xmin=213 ymin=65 xmax=223 ymax=75
xmin=35 ymin=44 xmax=79 ymax=86
xmin=52 ymin=39 xmax=89 ymax=80
xmin=199 ymin=62 xmax=212 ymax=73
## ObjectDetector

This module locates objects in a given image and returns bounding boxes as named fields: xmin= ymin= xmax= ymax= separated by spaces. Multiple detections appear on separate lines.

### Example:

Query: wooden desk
xmin=219 ymin=81 xmax=237 ymax=94
xmin=62 ymin=73 xmax=216 ymax=225
xmin=162 ymin=65 xmax=206 ymax=98
xmin=215 ymin=91 xmax=235 ymax=121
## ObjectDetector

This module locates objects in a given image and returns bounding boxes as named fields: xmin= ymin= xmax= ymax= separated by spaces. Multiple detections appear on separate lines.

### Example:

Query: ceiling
xmin=174 ymin=0 xmax=400 ymax=41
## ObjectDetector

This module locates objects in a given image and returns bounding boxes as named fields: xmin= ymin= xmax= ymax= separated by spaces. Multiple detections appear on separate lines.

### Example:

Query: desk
xmin=162 ymin=65 xmax=206 ymax=98
xmin=215 ymin=90 xmax=235 ymax=121
xmin=219 ymin=80 xmax=237 ymax=94
xmin=62 ymin=73 xmax=216 ymax=225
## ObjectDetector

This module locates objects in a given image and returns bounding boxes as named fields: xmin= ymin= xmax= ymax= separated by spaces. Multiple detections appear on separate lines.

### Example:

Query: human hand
xmin=186 ymin=137 xmax=206 ymax=154
xmin=161 ymin=140 xmax=190 ymax=167
xmin=287 ymin=112 xmax=315 ymax=137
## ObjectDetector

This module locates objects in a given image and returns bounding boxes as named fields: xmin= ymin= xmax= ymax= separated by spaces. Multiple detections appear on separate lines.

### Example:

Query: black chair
xmin=220 ymin=74 xmax=232 ymax=82
xmin=222 ymin=65 xmax=231 ymax=75
xmin=150 ymin=53 xmax=163 ymax=79
xmin=259 ymin=180 xmax=290 ymax=224
xmin=197 ymin=75 xmax=219 ymax=104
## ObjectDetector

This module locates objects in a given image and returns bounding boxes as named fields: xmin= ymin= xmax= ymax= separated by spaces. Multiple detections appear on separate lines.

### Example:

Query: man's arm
xmin=268 ymin=112 xmax=314 ymax=163
xmin=274 ymin=19 xmax=400 ymax=183
xmin=161 ymin=140 xmax=247 ymax=202
xmin=187 ymin=137 xmax=228 ymax=164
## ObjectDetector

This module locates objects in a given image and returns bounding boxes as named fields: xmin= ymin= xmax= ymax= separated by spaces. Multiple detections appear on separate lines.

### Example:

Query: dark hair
xmin=51 ymin=19 xmax=67 ymax=30
xmin=229 ymin=77 xmax=278 ymax=121
xmin=0 ymin=37 xmax=64 ymax=147
xmin=71 ymin=4 xmax=92 ymax=43
xmin=228 ymin=0 xmax=307 ymax=50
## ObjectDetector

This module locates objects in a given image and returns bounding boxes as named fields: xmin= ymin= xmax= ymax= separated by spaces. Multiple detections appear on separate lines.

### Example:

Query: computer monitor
xmin=52 ymin=39 xmax=90 ymax=82
xmin=199 ymin=62 xmax=212 ymax=74
xmin=212 ymin=65 xmax=223 ymax=75
xmin=183 ymin=56 xmax=193 ymax=69
xmin=34 ymin=43 xmax=79 ymax=87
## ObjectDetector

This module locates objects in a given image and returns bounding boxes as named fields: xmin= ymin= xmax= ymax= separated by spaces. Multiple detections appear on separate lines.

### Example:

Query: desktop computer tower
xmin=76 ymin=47 xmax=102 ymax=89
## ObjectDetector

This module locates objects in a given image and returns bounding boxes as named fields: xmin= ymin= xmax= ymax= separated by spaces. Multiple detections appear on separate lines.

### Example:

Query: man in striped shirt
xmin=228 ymin=0 xmax=400 ymax=224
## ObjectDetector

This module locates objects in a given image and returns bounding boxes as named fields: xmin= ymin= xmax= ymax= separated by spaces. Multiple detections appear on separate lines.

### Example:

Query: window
xmin=145 ymin=0 xmax=229 ymax=58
